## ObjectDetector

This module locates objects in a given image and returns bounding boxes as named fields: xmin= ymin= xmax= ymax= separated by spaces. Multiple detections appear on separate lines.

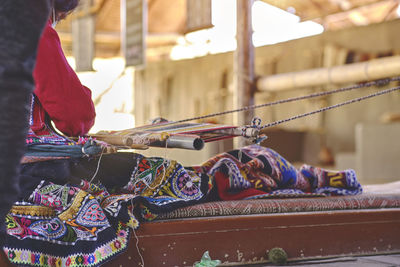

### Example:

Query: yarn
xmin=268 ymin=247 xmax=288 ymax=265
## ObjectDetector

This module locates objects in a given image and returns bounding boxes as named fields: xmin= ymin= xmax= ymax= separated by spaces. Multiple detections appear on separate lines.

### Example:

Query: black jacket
xmin=0 ymin=0 xmax=50 ymax=245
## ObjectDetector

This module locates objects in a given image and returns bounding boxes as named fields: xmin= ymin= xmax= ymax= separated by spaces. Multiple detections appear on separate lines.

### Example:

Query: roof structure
xmin=56 ymin=0 xmax=400 ymax=58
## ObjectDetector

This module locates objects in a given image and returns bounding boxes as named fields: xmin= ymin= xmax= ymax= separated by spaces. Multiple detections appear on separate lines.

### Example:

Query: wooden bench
xmin=107 ymin=191 xmax=400 ymax=266
xmin=1 ymin=185 xmax=399 ymax=266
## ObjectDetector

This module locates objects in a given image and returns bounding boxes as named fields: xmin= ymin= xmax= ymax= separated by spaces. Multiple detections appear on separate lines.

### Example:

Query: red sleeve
xmin=33 ymin=22 xmax=96 ymax=137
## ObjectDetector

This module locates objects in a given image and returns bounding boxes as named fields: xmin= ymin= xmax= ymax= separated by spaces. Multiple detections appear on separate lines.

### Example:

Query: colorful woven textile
xmin=116 ymin=121 xmax=241 ymax=142
xmin=194 ymin=145 xmax=361 ymax=200
xmin=118 ymin=145 xmax=361 ymax=220
xmin=24 ymin=94 xmax=101 ymax=161
xmin=122 ymin=154 xmax=210 ymax=218
xmin=156 ymin=193 xmax=400 ymax=220
xmin=26 ymin=95 xmax=74 ymax=147
xmin=26 ymin=127 xmax=75 ymax=147
xmin=4 ymin=181 xmax=137 ymax=267
xmin=4 ymin=145 xmax=363 ymax=266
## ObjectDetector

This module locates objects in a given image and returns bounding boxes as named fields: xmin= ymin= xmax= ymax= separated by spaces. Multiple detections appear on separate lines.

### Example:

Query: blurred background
xmin=56 ymin=0 xmax=400 ymax=184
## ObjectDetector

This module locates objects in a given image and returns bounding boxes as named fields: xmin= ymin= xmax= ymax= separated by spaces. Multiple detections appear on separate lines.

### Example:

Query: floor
xmin=362 ymin=181 xmax=400 ymax=194
xmin=244 ymin=254 xmax=400 ymax=267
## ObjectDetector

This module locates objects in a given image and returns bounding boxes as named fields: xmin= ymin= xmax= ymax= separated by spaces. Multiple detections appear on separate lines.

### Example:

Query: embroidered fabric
xmin=27 ymin=95 xmax=75 ymax=146
xmin=24 ymin=95 xmax=103 ymax=160
xmin=4 ymin=181 xmax=137 ymax=267
xmin=4 ymin=145 xmax=362 ymax=266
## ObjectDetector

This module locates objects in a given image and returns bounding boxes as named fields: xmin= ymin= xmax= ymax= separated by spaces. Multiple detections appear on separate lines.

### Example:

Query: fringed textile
xmin=4 ymin=180 xmax=137 ymax=267
xmin=195 ymin=145 xmax=361 ymax=200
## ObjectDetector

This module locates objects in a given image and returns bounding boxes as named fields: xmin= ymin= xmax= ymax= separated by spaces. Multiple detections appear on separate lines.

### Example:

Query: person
xmin=21 ymin=0 xmax=98 ymax=192
xmin=0 ymin=0 xmax=50 ymax=248
xmin=30 ymin=0 xmax=95 ymax=142
xmin=2 ymin=2 xmax=142 ymax=266
xmin=2 ymin=1 xmax=362 ymax=266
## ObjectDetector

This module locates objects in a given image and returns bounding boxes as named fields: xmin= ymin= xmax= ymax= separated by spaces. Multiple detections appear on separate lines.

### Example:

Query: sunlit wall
xmin=67 ymin=57 xmax=135 ymax=133
xmin=171 ymin=0 xmax=324 ymax=60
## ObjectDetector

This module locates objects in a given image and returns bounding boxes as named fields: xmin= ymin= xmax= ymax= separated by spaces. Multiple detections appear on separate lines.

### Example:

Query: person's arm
xmin=0 ymin=0 xmax=50 ymax=248
xmin=33 ymin=22 xmax=96 ymax=137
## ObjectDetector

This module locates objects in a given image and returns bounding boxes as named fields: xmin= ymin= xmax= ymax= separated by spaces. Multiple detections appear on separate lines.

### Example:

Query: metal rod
xmin=149 ymin=135 xmax=205 ymax=150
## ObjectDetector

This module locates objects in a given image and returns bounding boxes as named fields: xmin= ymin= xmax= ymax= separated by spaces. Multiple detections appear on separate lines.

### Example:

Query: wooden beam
xmin=234 ymin=0 xmax=255 ymax=146
xmin=186 ymin=0 xmax=212 ymax=33
xmin=58 ymin=31 xmax=120 ymax=44
xmin=383 ymin=0 xmax=399 ymax=21
xmin=309 ymin=0 xmax=395 ymax=22
xmin=70 ymin=0 xmax=107 ymax=19
xmin=257 ymin=56 xmax=400 ymax=91
xmin=104 ymin=208 xmax=400 ymax=266
xmin=122 ymin=0 xmax=147 ymax=67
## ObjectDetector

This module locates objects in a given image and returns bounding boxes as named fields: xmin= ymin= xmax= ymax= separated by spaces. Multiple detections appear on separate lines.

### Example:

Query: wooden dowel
xmin=90 ymin=134 xmax=149 ymax=150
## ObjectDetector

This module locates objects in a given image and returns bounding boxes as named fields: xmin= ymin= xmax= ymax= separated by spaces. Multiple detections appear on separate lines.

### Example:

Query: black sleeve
xmin=0 ymin=0 xmax=50 ymax=246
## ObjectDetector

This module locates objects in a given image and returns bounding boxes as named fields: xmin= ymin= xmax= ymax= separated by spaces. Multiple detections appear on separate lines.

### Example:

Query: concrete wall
xmin=355 ymin=123 xmax=400 ymax=184
xmin=134 ymin=20 xmax=400 ymax=166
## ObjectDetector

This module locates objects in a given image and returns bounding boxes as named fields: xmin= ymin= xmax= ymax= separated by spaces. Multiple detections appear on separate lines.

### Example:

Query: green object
xmin=194 ymin=251 xmax=221 ymax=267
xmin=268 ymin=247 xmax=288 ymax=265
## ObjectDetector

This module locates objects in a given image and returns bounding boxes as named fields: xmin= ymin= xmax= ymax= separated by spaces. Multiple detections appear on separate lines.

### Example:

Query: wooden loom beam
xmin=257 ymin=55 xmax=400 ymax=91
xmin=90 ymin=123 xmax=261 ymax=151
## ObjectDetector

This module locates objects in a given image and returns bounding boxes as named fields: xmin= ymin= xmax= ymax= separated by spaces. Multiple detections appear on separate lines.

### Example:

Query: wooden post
xmin=122 ymin=0 xmax=147 ymax=68
xmin=234 ymin=0 xmax=255 ymax=147
xmin=71 ymin=0 xmax=95 ymax=72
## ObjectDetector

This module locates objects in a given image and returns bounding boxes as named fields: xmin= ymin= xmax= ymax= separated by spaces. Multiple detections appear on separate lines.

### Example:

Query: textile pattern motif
xmin=4 ymin=222 xmax=129 ymax=267
xmin=26 ymin=127 xmax=75 ymax=146
xmin=4 ymin=181 xmax=137 ymax=267
xmin=196 ymin=145 xmax=361 ymax=200
xmin=155 ymin=193 xmax=400 ymax=220
xmin=124 ymin=156 xmax=209 ymax=215
xmin=129 ymin=145 xmax=361 ymax=219
xmin=26 ymin=95 xmax=75 ymax=147
xmin=4 ymin=145 xmax=363 ymax=266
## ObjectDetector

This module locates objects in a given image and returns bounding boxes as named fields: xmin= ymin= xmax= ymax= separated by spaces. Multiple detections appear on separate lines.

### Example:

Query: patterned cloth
xmin=121 ymin=154 xmax=210 ymax=220
xmin=27 ymin=95 xmax=75 ymax=147
xmin=4 ymin=181 xmax=137 ymax=267
xmin=4 ymin=144 xmax=362 ymax=266
xmin=26 ymin=127 xmax=75 ymax=147
xmin=195 ymin=145 xmax=361 ymax=200
xmin=24 ymin=95 xmax=103 ymax=161
xmin=156 ymin=194 xmax=400 ymax=220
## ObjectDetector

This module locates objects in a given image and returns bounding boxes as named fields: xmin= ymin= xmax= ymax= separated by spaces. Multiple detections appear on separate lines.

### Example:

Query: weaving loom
xmin=4 ymin=79 xmax=399 ymax=267
xmin=91 ymin=121 xmax=261 ymax=150
xmin=90 ymin=78 xmax=400 ymax=152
